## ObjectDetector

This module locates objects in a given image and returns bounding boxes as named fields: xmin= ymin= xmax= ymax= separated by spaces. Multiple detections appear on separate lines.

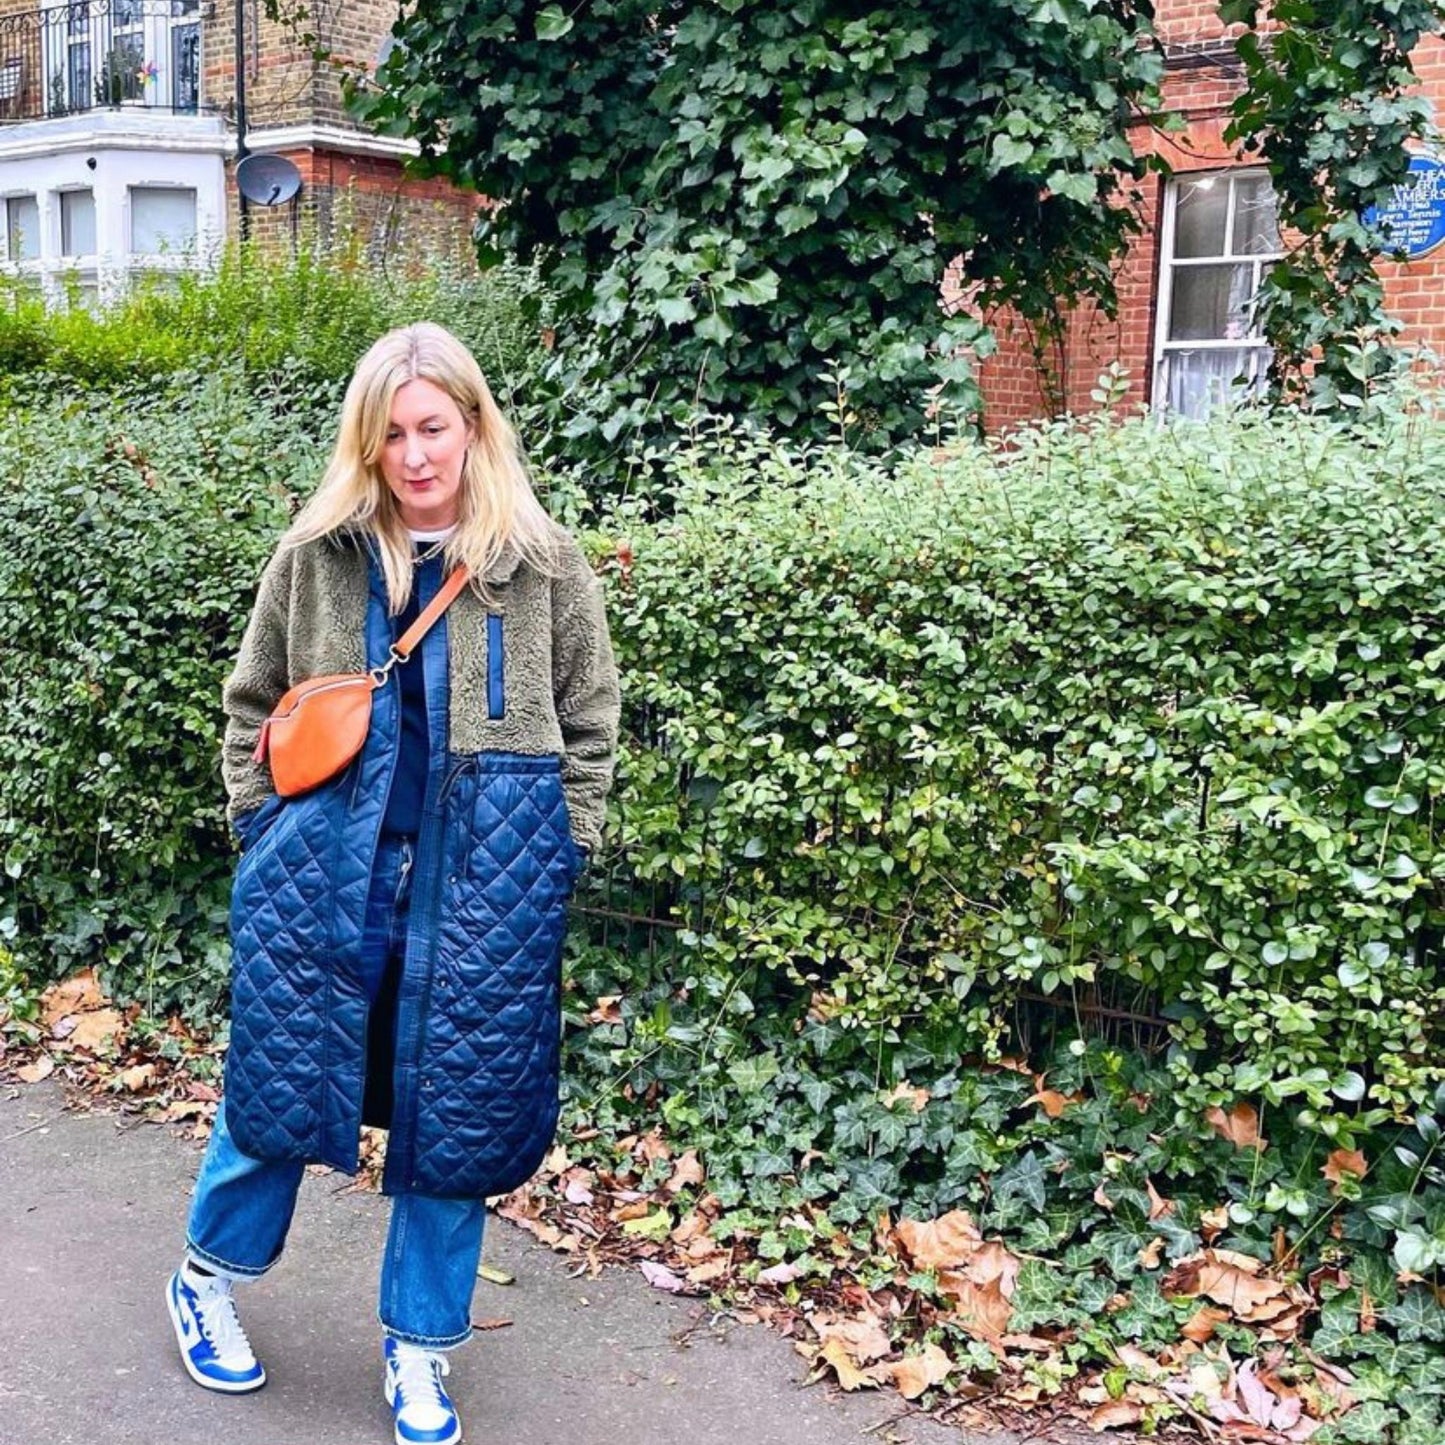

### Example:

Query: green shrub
xmin=0 ymin=366 xmax=304 ymax=1017
xmin=0 ymin=240 xmax=557 ymax=414
xmin=590 ymin=395 xmax=1445 ymax=1139
xmin=3 ymin=367 xmax=1443 ymax=1137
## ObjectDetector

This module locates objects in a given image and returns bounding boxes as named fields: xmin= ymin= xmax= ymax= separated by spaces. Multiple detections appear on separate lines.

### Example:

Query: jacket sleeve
xmin=551 ymin=548 xmax=621 ymax=855
xmin=221 ymin=548 xmax=295 ymax=823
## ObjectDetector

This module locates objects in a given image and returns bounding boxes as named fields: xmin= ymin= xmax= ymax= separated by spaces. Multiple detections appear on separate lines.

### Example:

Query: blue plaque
xmin=1367 ymin=156 xmax=1445 ymax=259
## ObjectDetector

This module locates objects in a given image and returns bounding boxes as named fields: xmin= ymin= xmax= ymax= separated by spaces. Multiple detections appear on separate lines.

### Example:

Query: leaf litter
xmin=0 ymin=970 xmax=1381 ymax=1443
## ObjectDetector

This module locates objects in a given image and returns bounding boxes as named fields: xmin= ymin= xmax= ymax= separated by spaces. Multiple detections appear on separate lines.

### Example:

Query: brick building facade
xmin=0 ymin=0 xmax=478 ymax=302
xmin=976 ymin=2 xmax=1445 ymax=429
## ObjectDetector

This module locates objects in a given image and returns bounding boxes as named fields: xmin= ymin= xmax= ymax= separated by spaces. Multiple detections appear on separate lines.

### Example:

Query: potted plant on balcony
xmin=94 ymin=45 xmax=144 ymax=107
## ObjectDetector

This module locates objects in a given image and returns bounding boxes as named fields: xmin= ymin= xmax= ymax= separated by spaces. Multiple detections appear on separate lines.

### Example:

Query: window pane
xmin=1162 ymin=348 xmax=1267 ymax=419
xmin=6 ymin=195 xmax=39 ymax=262
xmin=131 ymin=187 xmax=197 ymax=253
xmin=1232 ymin=175 xmax=1281 ymax=255
xmin=1168 ymin=262 xmax=1258 ymax=341
xmin=1173 ymin=176 xmax=1229 ymax=258
xmin=61 ymin=191 xmax=96 ymax=256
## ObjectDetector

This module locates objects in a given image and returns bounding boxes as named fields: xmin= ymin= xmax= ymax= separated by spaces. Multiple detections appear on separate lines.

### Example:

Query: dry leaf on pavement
xmin=816 ymin=1338 xmax=880 ymax=1392
xmin=873 ymin=1342 xmax=952 ymax=1400
xmin=814 ymin=1313 xmax=892 ymax=1364
xmin=16 ymin=1054 xmax=55 ymax=1084
xmin=639 ymin=1260 xmax=689 ymax=1293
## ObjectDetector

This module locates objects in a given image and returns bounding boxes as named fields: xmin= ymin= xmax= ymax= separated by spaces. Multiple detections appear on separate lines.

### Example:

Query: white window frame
xmin=3 ymin=192 xmax=42 ymax=266
xmin=1153 ymin=169 xmax=1285 ymax=418
xmin=58 ymin=186 xmax=98 ymax=258
xmin=126 ymin=181 xmax=198 ymax=262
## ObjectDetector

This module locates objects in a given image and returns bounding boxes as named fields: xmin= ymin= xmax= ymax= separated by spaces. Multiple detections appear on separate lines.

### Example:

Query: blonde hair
xmin=285 ymin=321 xmax=560 ymax=611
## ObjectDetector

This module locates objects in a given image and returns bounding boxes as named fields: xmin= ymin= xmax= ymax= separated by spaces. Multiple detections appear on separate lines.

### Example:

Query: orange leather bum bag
xmin=252 ymin=566 xmax=471 ymax=798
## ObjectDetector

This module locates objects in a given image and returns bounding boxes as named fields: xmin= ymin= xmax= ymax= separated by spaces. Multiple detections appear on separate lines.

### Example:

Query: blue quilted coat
xmin=222 ymin=558 xmax=584 ymax=1198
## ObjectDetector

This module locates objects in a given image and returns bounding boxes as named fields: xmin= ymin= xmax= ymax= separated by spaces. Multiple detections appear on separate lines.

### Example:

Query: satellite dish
xmin=236 ymin=153 xmax=302 ymax=207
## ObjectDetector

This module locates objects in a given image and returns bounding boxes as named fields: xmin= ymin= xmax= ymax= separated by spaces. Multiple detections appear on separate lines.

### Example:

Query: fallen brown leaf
xmin=665 ymin=1149 xmax=705 ymax=1193
xmin=587 ymin=995 xmax=622 ymax=1024
xmin=116 ymin=1062 xmax=156 ymax=1092
xmin=817 ymin=1338 xmax=880 ymax=1392
xmin=814 ymin=1313 xmax=892 ymax=1364
xmin=893 ymin=1210 xmax=982 ymax=1270
xmin=1200 ymin=1204 xmax=1230 ymax=1243
xmin=882 ymin=1082 xmax=931 ymax=1113
xmin=639 ymin=1261 xmax=688 ymax=1293
xmin=1180 ymin=1305 xmax=1231 ymax=1343
xmin=1322 ymin=1148 xmax=1367 ymax=1191
xmin=1163 ymin=1250 xmax=1310 ymax=1338
xmin=1206 ymin=1102 xmax=1264 ymax=1150
xmin=758 ymin=1261 xmax=803 ymax=1286
xmin=16 ymin=1055 xmax=55 ymax=1084
xmin=685 ymin=1259 xmax=728 ymax=1285
xmin=1029 ymin=1087 xmax=1082 ymax=1119
xmin=64 ymin=1008 xmax=125 ymax=1053
xmin=1088 ymin=1399 xmax=1145 ymax=1431
xmin=874 ymin=1342 xmax=952 ymax=1400
xmin=1147 ymin=1179 xmax=1175 ymax=1220
xmin=40 ymin=970 xmax=103 ymax=1027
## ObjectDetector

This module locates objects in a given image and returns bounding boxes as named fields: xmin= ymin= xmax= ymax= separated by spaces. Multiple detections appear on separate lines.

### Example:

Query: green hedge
xmin=0 ymin=242 xmax=559 ymax=436
xmin=0 ymin=369 xmax=300 ymax=1020
xmin=597 ymin=402 xmax=1445 ymax=1139
xmin=2 ymin=361 xmax=1442 ymax=1130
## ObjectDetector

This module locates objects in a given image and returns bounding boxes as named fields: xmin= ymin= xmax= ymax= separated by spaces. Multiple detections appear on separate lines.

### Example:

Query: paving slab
xmin=0 ymin=1080 xmax=1091 ymax=1445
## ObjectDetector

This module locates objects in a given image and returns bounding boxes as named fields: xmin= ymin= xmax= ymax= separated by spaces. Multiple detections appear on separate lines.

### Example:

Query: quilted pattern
xmin=223 ymin=555 xmax=581 ymax=1199
xmin=410 ymin=758 xmax=578 ymax=1197
xmin=223 ymin=745 xmax=578 ymax=1197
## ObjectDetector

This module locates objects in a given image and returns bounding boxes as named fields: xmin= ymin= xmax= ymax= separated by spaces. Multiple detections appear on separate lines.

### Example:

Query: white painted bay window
xmin=129 ymin=184 xmax=195 ymax=255
xmin=4 ymin=193 xmax=39 ymax=262
xmin=1154 ymin=170 xmax=1284 ymax=418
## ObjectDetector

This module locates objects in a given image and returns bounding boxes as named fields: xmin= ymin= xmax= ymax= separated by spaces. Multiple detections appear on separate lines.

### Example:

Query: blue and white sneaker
xmin=383 ymin=1337 xmax=461 ymax=1445
xmin=166 ymin=1263 xmax=266 ymax=1393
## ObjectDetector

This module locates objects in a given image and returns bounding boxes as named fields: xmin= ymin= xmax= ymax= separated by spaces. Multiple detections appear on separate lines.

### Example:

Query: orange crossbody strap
xmin=368 ymin=566 xmax=473 ymax=684
xmin=393 ymin=565 xmax=472 ymax=662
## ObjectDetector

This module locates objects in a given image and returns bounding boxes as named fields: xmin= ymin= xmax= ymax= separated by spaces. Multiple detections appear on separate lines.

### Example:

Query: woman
xmin=166 ymin=322 xmax=620 ymax=1445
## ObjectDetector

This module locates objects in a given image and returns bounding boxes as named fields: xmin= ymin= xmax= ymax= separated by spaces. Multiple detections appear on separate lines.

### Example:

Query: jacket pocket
xmin=234 ymin=793 xmax=286 ymax=853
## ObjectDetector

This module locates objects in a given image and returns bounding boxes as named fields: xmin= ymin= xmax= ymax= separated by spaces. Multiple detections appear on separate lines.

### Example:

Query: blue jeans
xmin=185 ymin=835 xmax=486 ymax=1350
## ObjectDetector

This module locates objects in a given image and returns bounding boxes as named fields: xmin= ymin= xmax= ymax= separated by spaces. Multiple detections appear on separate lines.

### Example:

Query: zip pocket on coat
xmin=487 ymin=614 xmax=505 ymax=720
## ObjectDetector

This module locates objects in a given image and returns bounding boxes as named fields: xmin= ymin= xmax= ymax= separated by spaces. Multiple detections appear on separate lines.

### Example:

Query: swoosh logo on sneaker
xmin=173 ymin=1283 xmax=203 ymax=1350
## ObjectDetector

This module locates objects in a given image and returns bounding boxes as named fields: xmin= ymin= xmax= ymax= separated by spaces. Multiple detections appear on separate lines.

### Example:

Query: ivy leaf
xmin=535 ymin=6 xmax=574 ymax=40
xmin=728 ymin=1053 xmax=779 ymax=1093
xmin=991 ymin=134 xmax=1035 ymax=169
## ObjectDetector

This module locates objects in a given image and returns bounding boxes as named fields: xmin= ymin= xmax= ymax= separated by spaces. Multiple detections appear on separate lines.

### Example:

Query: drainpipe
xmin=235 ymin=0 xmax=250 ymax=241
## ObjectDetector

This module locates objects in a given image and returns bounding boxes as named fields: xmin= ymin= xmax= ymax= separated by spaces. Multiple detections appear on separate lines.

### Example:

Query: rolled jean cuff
xmin=185 ymin=1238 xmax=279 ymax=1282
xmin=378 ymin=1315 xmax=473 ymax=1351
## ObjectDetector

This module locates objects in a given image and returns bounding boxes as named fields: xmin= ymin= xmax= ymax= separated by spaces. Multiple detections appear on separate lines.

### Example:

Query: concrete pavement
xmin=0 ymin=1079 xmax=1070 ymax=1445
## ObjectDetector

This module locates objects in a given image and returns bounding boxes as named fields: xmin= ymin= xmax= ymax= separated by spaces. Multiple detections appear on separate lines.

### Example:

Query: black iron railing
xmin=0 ymin=1 xmax=203 ymax=123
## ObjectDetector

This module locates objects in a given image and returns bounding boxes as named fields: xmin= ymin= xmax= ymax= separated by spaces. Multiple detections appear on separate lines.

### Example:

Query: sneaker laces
xmin=195 ymin=1286 xmax=255 ymax=1365
xmin=392 ymin=1347 xmax=451 ymax=1426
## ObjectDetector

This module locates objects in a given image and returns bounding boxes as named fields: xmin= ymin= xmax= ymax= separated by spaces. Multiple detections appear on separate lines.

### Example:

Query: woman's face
xmin=380 ymin=378 xmax=474 ymax=531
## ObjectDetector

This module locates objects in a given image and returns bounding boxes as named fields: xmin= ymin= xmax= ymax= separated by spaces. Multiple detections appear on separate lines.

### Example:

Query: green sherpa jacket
xmin=221 ymin=524 xmax=621 ymax=852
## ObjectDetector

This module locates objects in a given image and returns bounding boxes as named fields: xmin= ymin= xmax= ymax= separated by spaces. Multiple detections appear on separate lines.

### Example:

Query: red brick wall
xmin=224 ymin=148 xmax=481 ymax=272
xmin=978 ymin=19 xmax=1445 ymax=431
